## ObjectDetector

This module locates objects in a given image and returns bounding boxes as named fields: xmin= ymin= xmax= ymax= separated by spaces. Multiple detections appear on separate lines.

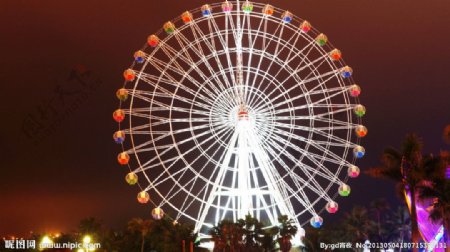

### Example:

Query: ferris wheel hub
xmin=237 ymin=104 xmax=249 ymax=121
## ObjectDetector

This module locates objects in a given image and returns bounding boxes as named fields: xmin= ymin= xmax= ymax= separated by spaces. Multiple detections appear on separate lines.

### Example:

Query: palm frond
xmin=401 ymin=133 xmax=423 ymax=161
xmin=444 ymin=125 xmax=450 ymax=145
xmin=428 ymin=208 xmax=443 ymax=224
xmin=417 ymin=184 xmax=439 ymax=201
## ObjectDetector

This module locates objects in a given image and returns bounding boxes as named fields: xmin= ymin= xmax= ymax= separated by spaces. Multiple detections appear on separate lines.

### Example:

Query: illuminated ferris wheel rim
xmin=113 ymin=0 xmax=367 ymax=234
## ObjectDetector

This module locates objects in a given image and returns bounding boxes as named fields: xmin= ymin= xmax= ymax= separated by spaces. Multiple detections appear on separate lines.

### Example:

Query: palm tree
xmin=444 ymin=125 xmax=450 ymax=145
xmin=127 ymin=218 xmax=153 ymax=252
xmin=277 ymin=215 xmax=298 ymax=252
xmin=365 ymin=133 xmax=425 ymax=251
xmin=369 ymin=198 xmax=390 ymax=242
xmin=340 ymin=206 xmax=376 ymax=244
xmin=261 ymin=227 xmax=278 ymax=252
xmin=242 ymin=214 xmax=264 ymax=251
xmin=300 ymin=227 xmax=322 ymax=252
xmin=417 ymin=154 xmax=450 ymax=251
xmin=78 ymin=217 xmax=102 ymax=235
xmin=210 ymin=219 xmax=244 ymax=252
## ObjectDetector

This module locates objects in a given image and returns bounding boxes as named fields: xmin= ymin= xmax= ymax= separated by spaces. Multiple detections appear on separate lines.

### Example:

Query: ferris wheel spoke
xmin=195 ymin=128 xmax=241 ymax=231
xmin=267 ymin=114 xmax=358 ymax=130
xmin=270 ymin=97 xmax=351 ymax=115
xmin=252 ymin=40 xmax=334 ymax=111
xmin=270 ymin=127 xmax=352 ymax=152
xmin=128 ymin=104 xmax=211 ymax=117
xmin=177 ymin=125 xmax=236 ymax=220
xmin=129 ymin=120 xmax=227 ymax=155
xmin=246 ymin=29 xmax=317 ymax=108
xmin=253 ymin=37 xmax=316 ymax=103
xmin=246 ymin=129 xmax=298 ymax=219
xmin=263 ymin=136 xmax=338 ymax=204
xmin=254 ymin=67 xmax=338 ymax=113
xmin=188 ymin=24 xmax=235 ymax=97
xmin=252 ymin=134 xmax=316 ymax=215
xmin=267 ymin=135 xmax=343 ymax=186
xmin=313 ymin=117 xmax=358 ymax=128
xmin=267 ymin=78 xmax=349 ymax=114
xmin=137 ymin=71 xmax=215 ymax=108
xmin=135 ymin=122 xmax=230 ymax=174
xmin=268 ymin=131 xmax=347 ymax=180
xmin=244 ymin=16 xmax=283 ymax=106
xmin=153 ymin=124 xmax=234 ymax=208
xmin=282 ymin=179 xmax=319 ymax=216
xmin=270 ymin=121 xmax=356 ymax=153
xmin=246 ymin=151 xmax=277 ymax=224
xmin=243 ymin=11 xmax=265 ymax=101
xmin=265 ymin=85 xmax=351 ymax=113
xmin=247 ymin=26 xmax=309 ymax=107
xmin=146 ymin=123 xmax=233 ymax=198
xmin=191 ymin=18 xmax=235 ymax=92
xmin=246 ymin=20 xmax=288 ymax=106
xmin=223 ymin=13 xmax=238 ymax=88
xmin=270 ymin=138 xmax=350 ymax=180
xmin=151 ymin=45 xmax=221 ymax=103
xmin=164 ymin=32 xmax=228 ymax=98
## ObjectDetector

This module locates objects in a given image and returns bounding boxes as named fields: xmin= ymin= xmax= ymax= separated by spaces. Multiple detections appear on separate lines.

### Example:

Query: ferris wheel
xmin=113 ymin=0 xmax=367 ymax=239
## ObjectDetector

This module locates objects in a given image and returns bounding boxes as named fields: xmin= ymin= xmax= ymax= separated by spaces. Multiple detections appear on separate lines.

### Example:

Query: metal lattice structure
xmin=113 ymin=0 xmax=367 ymax=240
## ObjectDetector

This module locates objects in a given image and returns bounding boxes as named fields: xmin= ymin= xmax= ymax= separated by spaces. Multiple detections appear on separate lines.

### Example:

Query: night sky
xmin=1 ymin=0 xmax=449 ymax=236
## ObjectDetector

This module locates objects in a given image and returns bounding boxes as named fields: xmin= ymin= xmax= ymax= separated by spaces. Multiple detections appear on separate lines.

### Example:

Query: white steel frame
xmin=116 ymin=0 xmax=364 ymax=239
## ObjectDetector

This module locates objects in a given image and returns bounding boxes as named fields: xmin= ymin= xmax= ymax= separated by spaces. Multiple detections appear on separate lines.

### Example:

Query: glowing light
xmin=163 ymin=22 xmax=175 ymax=34
xmin=348 ymin=166 xmax=360 ymax=178
xmin=353 ymin=146 xmax=366 ymax=159
xmin=349 ymin=84 xmax=361 ymax=97
xmin=117 ymin=152 xmax=130 ymax=165
xmin=134 ymin=51 xmax=145 ymax=64
xmin=242 ymin=2 xmax=253 ymax=13
xmin=355 ymin=125 xmax=368 ymax=138
xmin=113 ymin=109 xmax=125 ymax=123
xmin=123 ymin=69 xmax=135 ymax=81
xmin=315 ymin=33 xmax=328 ymax=46
xmin=329 ymin=49 xmax=342 ymax=61
xmin=116 ymin=88 xmax=128 ymax=102
xmin=281 ymin=11 xmax=293 ymax=23
xmin=341 ymin=66 xmax=353 ymax=78
xmin=83 ymin=235 xmax=91 ymax=244
xmin=147 ymin=35 xmax=159 ymax=47
xmin=137 ymin=191 xmax=150 ymax=204
xmin=152 ymin=207 xmax=165 ymax=220
xmin=125 ymin=172 xmax=138 ymax=185
xmin=310 ymin=216 xmax=323 ymax=228
xmin=222 ymin=2 xmax=233 ymax=12
xmin=354 ymin=104 xmax=366 ymax=117
xmin=338 ymin=183 xmax=351 ymax=196
xmin=181 ymin=11 xmax=193 ymax=24
xmin=300 ymin=21 xmax=312 ymax=33
xmin=113 ymin=130 xmax=126 ymax=144
xmin=326 ymin=201 xmax=339 ymax=213
xmin=262 ymin=4 xmax=274 ymax=16
xmin=201 ymin=5 xmax=212 ymax=17
xmin=39 ymin=236 xmax=53 ymax=251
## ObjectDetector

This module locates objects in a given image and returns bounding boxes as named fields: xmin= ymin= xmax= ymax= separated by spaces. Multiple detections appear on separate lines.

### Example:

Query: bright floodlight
xmin=83 ymin=235 xmax=91 ymax=244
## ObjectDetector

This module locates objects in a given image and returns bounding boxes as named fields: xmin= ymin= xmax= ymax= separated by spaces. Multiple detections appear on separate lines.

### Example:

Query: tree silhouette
xmin=365 ymin=134 xmax=425 ymax=251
